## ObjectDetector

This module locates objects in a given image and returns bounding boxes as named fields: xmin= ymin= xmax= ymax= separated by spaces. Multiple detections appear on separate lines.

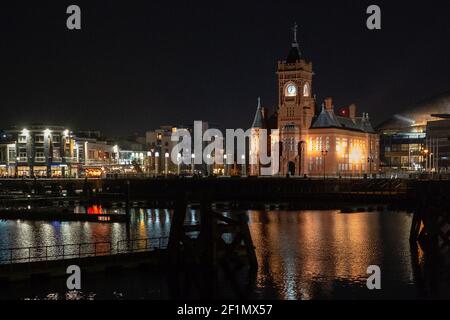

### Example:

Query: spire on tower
xmin=292 ymin=22 xmax=298 ymax=45
xmin=286 ymin=23 xmax=302 ymax=63
xmin=251 ymin=97 xmax=264 ymax=128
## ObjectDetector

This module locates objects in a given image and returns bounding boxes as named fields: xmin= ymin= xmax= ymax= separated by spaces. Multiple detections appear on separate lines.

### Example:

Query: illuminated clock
xmin=286 ymin=84 xmax=297 ymax=96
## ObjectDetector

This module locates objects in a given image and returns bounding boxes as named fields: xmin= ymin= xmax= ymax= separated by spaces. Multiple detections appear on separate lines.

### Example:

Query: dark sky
xmin=1 ymin=0 xmax=449 ymax=136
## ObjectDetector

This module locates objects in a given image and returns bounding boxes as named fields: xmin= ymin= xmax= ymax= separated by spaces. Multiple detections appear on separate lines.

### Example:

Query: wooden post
xmin=198 ymin=194 xmax=216 ymax=267
xmin=237 ymin=213 xmax=258 ymax=271
xmin=168 ymin=197 xmax=187 ymax=266
xmin=125 ymin=180 xmax=131 ymax=221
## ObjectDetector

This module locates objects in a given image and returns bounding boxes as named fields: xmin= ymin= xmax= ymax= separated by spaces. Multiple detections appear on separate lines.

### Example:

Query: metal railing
xmin=116 ymin=237 xmax=169 ymax=254
xmin=0 ymin=236 xmax=168 ymax=265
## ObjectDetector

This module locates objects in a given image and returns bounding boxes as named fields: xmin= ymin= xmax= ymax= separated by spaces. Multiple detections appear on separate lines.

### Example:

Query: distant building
xmin=0 ymin=125 xmax=149 ymax=178
xmin=426 ymin=116 xmax=450 ymax=172
xmin=2 ymin=125 xmax=78 ymax=177
xmin=146 ymin=125 xmax=184 ymax=175
xmin=377 ymin=90 xmax=450 ymax=173
xmin=75 ymin=137 xmax=118 ymax=177
xmin=145 ymin=122 xmax=211 ymax=175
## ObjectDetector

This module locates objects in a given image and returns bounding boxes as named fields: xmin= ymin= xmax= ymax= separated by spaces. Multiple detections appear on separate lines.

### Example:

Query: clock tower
xmin=277 ymin=23 xmax=315 ymax=176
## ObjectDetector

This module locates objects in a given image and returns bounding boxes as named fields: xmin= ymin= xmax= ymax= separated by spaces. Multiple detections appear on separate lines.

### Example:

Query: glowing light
xmin=87 ymin=205 xmax=104 ymax=215
xmin=349 ymin=147 xmax=363 ymax=163
xmin=394 ymin=114 xmax=415 ymax=125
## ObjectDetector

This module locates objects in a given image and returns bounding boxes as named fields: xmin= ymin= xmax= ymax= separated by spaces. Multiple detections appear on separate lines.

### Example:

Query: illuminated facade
xmin=2 ymin=126 xmax=78 ymax=177
xmin=377 ymin=90 xmax=450 ymax=172
xmin=0 ymin=126 xmax=148 ymax=178
xmin=146 ymin=125 xmax=186 ymax=175
xmin=251 ymin=25 xmax=379 ymax=177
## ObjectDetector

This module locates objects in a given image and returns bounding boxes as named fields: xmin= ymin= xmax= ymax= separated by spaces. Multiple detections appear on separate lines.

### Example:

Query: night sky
xmin=1 ymin=0 xmax=449 ymax=136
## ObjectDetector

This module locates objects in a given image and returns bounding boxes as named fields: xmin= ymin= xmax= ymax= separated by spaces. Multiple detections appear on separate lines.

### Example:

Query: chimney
xmin=348 ymin=104 xmax=357 ymax=120
xmin=324 ymin=97 xmax=333 ymax=111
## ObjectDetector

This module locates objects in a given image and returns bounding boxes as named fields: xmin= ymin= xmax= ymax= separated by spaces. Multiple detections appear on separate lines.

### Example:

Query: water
xmin=0 ymin=209 xmax=449 ymax=300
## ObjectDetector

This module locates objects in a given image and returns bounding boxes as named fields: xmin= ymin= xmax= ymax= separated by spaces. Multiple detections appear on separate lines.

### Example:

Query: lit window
xmin=336 ymin=137 xmax=341 ymax=152
xmin=303 ymin=83 xmax=310 ymax=97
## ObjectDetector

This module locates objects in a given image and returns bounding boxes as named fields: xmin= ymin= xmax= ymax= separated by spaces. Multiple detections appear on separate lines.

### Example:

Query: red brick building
xmin=251 ymin=25 xmax=379 ymax=177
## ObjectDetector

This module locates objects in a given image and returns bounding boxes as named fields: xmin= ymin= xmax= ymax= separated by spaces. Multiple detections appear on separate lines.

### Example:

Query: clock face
xmin=286 ymin=84 xmax=297 ymax=96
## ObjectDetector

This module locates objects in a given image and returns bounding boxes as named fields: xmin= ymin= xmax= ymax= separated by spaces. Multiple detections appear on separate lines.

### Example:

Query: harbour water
xmin=0 ymin=209 xmax=449 ymax=300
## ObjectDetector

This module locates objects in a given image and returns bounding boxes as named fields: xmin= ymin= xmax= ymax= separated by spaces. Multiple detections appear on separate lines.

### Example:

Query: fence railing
xmin=0 ymin=237 xmax=168 ymax=265
xmin=117 ymin=237 xmax=169 ymax=254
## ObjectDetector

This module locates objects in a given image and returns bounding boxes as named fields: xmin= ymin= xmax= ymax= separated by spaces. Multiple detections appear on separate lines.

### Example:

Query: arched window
xmin=303 ymin=83 xmax=310 ymax=97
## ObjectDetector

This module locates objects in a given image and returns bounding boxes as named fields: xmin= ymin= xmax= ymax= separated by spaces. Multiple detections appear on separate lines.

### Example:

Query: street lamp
xmin=191 ymin=153 xmax=195 ymax=175
xmin=241 ymin=154 xmax=246 ymax=177
xmin=177 ymin=153 xmax=181 ymax=175
xmin=321 ymin=150 xmax=328 ymax=179
xmin=223 ymin=154 xmax=228 ymax=176
xmin=367 ymin=156 xmax=374 ymax=177
xmin=155 ymin=152 xmax=160 ymax=176
xmin=164 ymin=152 xmax=169 ymax=176
xmin=147 ymin=151 xmax=152 ymax=174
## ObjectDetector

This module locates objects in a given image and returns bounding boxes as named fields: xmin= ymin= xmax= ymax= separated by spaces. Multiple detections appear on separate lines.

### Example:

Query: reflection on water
xmin=0 ymin=208 xmax=172 ymax=250
xmin=0 ymin=209 xmax=449 ymax=299
xmin=248 ymin=211 xmax=418 ymax=299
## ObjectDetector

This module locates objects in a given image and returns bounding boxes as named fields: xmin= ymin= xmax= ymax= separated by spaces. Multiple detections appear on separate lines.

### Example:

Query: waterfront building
xmin=2 ymin=125 xmax=78 ymax=177
xmin=145 ymin=122 xmax=213 ymax=175
xmin=146 ymin=125 xmax=185 ymax=175
xmin=116 ymin=139 xmax=147 ymax=174
xmin=75 ymin=137 xmax=118 ymax=177
xmin=376 ymin=90 xmax=450 ymax=173
xmin=250 ymin=25 xmax=379 ymax=177
xmin=0 ymin=125 xmax=145 ymax=178
xmin=425 ymin=116 xmax=450 ymax=172
xmin=0 ymin=138 xmax=17 ymax=177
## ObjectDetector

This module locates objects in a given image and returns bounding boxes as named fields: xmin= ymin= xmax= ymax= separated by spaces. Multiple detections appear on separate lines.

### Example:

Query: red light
xmin=87 ymin=205 xmax=103 ymax=214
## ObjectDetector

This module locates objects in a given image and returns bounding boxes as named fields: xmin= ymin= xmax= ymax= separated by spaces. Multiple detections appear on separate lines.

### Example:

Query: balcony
xmin=34 ymin=157 xmax=46 ymax=163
